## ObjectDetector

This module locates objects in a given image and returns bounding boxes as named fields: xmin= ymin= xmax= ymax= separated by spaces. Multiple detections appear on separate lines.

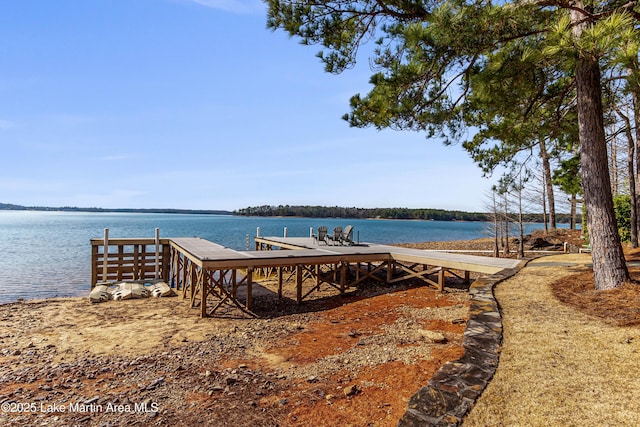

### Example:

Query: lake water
xmin=0 ymin=211 xmax=556 ymax=304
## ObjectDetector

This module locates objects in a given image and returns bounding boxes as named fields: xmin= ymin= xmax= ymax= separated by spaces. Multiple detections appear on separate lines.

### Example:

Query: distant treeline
xmin=1 ymin=202 xmax=573 ymax=223
xmin=0 ymin=203 xmax=231 ymax=215
xmin=235 ymin=205 xmax=573 ymax=223
xmin=235 ymin=205 xmax=483 ymax=220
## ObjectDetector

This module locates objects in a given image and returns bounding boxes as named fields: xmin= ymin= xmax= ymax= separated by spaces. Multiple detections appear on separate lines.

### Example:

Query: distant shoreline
xmin=0 ymin=202 xmax=578 ymax=224
xmin=0 ymin=204 xmax=232 ymax=216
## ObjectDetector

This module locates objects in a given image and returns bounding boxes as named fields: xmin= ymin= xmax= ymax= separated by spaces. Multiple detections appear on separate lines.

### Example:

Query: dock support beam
xmin=102 ymin=228 xmax=109 ymax=282
xmin=246 ymin=268 xmax=253 ymax=310
xmin=201 ymin=270 xmax=207 ymax=318
xmin=296 ymin=265 xmax=303 ymax=304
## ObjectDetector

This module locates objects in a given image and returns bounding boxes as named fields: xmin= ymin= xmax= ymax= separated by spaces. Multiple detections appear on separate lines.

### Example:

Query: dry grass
xmin=464 ymin=254 xmax=640 ymax=426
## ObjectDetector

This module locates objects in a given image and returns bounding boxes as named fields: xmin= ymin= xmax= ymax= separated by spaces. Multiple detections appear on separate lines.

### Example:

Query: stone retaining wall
xmin=398 ymin=262 xmax=528 ymax=426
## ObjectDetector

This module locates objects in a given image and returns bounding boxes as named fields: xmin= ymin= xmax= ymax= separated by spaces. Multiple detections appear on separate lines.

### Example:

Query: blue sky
xmin=0 ymin=0 xmax=495 ymax=212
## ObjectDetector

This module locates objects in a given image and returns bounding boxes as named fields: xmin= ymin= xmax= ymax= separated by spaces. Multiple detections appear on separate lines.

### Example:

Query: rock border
xmin=398 ymin=261 xmax=528 ymax=426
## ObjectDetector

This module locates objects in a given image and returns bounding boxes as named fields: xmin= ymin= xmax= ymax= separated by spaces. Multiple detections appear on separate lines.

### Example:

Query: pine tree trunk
xmin=611 ymin=136 xmax=619 ymax=196
xmin=493 ymin=192 xmax=499 ymax=258
xmin=633 ymin=89 xmax=640 ymax=246
xmin=572 ymin=48 xmax=629 ymax=288
xmin=629 ymin=138 xmax=637 ymax=247
xmin=570 ymin=194 xmax=577 ymax=229
xmin=503 ymin=192 xmax=510 ymax=257
xmin=518 ymin=182 xmax=525 ymax=258
xmin=539 ymin=136 xmax=556 ymax=230
xmin=571 ymin=1 xmax=628 ymax=290
xmin=541 ymin=174 xmax=548 ymax=233
xmin=575 ymin=59 xmax=629 ymax=289
xmin=619 ymin=108 xmax=638 ymax=247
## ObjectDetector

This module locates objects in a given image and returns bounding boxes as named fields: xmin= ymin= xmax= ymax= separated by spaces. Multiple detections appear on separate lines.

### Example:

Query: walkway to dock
xmin=91 ymin=235 xmax=521 ymax=317
xmin=255 ymin=236 xmax=520 ymax=275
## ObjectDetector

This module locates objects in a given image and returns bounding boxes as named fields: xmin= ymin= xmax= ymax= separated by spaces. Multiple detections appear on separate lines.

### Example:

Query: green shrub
xmin=613 ymin=194 xmax=631 ymax=242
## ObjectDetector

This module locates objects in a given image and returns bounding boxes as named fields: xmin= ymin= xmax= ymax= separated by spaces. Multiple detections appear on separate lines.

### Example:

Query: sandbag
xmin=148 ymin=281 xmax=175 ymax=297
xmin=112 ymin=282 xmax=149 ymax=300
xmin=89 ymin=284 xmax=111 ymax=303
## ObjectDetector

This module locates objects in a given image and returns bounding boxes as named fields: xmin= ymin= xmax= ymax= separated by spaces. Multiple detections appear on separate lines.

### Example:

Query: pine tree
xmin=267 ymin=0 xmax=639 ymax=289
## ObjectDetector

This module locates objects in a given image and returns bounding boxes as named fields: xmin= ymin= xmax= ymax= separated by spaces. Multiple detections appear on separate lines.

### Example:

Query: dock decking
xmin=255 ymin=236 xmax=520 ymax=274
xmin=91 ymin=235 xmax=521 ymax=317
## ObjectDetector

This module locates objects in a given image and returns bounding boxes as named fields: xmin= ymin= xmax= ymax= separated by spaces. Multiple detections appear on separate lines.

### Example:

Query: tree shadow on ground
xmin=211 ymin=274 xmax=471 ymax=319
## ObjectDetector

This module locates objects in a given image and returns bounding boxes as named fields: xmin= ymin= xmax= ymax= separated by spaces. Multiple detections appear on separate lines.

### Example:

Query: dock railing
xmin=90 ymin=235 xmax=171 ymax=286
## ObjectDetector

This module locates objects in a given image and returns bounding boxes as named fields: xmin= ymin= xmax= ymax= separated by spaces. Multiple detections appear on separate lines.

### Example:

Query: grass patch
xmin=464 ymin=254 xmax=640 ymax=426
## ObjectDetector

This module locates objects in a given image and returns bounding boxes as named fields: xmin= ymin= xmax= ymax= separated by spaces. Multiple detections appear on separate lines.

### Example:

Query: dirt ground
xmin=0 ymin=270 xmax=469 ymax=426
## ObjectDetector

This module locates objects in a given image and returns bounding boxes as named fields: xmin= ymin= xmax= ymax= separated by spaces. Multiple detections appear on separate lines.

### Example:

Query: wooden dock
xmin=91 ymin=235 xmax=521 ymax=317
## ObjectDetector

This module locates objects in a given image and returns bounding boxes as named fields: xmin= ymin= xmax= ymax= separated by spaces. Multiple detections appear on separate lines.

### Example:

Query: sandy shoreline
xmin=0 ymin=261 xmax=470 ymax=426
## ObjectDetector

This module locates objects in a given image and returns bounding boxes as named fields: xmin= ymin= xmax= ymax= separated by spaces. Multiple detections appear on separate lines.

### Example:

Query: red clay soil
xmin=262 ymin=287 xmax=466 ymax=426
xmin=195 ymin=283 xmax=467 ymax=427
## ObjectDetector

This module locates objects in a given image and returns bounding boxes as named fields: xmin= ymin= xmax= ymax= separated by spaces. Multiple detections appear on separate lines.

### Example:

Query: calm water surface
xmin=0 ymin=211 xmax=552 ymax=303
